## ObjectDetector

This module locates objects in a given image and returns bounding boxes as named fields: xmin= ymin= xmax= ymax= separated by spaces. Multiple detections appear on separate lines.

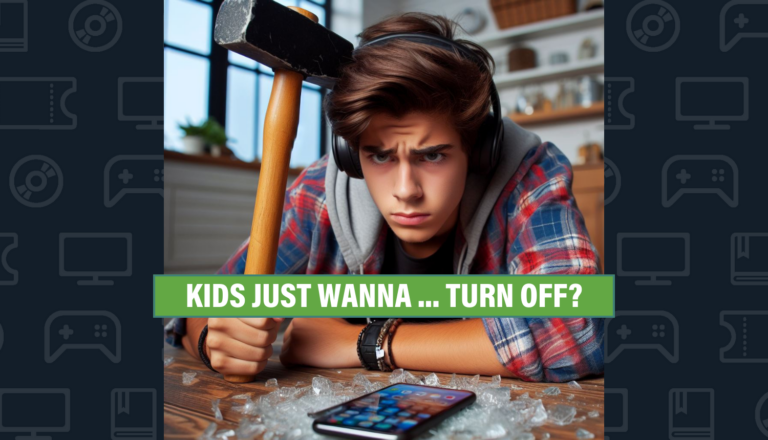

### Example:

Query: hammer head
xmin=214 ymin=0 xmax=354 ymax=89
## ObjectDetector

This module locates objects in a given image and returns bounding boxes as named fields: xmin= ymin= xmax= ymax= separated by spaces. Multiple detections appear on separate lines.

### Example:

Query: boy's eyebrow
xmin=360 ymin=144 xmax=453 ymax=155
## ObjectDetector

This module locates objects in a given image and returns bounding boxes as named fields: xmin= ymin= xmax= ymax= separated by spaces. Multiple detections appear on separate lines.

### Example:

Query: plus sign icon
xmin=720 ymin=0 xmax=768 ymax=52
xmin=104 ymin=155 xmax=164 ymax=207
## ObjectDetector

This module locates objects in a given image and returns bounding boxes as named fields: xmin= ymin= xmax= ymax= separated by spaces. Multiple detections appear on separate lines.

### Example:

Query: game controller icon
xmin=104 ymin=155 xmax=164 ymax=207
xmin=0 ymin=233 xmax=18 ymax=286
xmin=68 ymin=0 xmax=122 ymax=52
xmin=662 ymin=155 xmax=738 ymax=208
xmin=606 ymin=310 xmax=679 ymax=363
xmin=721 ymin=0 xmax=768 ymax=52
xmin=626 ymin=0 xmax=680 ymax=52
xmin=44 ymin=310 xmax=121 ymax=363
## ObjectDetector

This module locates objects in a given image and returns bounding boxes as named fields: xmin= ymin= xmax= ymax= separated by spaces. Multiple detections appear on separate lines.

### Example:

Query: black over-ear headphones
xmin=330 ymin=33 xmax=504 ymax=179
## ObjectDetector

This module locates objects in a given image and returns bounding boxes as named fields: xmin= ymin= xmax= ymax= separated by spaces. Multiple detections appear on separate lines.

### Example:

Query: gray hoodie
xmin=325 ymin=117 xmax=542 ymax=275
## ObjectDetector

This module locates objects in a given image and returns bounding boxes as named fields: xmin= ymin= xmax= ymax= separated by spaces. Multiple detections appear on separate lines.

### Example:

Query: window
xmin=164 ymin=0 xmax=331 ymax=168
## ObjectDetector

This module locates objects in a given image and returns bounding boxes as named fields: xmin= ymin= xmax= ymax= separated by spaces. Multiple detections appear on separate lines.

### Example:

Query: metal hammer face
xmin=214 ymin=0 xmax=354 ymax=89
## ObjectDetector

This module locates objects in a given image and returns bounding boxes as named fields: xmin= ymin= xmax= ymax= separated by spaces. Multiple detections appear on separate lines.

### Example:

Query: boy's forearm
xmin=386 ymin=318 xmax=512 ymax=377
xmin=181 ymin=318 xmax=208 ymax=360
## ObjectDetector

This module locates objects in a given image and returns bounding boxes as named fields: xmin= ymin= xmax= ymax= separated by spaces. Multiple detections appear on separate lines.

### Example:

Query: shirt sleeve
xmin=164 ymin=318 xmax=187 ymax=348
xmin=483 ymin=143 xmax=604 ymax=382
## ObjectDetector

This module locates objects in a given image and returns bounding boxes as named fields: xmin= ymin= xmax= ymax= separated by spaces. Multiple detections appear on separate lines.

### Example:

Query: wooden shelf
xmin=510 ymin=102 xmax=604 ymax=126
xmin=494 ymin=57 xmax=603 ymax=88
xmin=474 ymin=10 xmax=604 ymax=49
xmin=164 ymin=149 xmax=305 ymax=176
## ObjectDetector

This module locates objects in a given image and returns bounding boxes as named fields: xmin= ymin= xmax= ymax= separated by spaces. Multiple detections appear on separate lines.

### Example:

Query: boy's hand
xmin=205 ymin=318 xmax=284 ymax=376
xmin=280 ymin=318 xmax=364 ymax=368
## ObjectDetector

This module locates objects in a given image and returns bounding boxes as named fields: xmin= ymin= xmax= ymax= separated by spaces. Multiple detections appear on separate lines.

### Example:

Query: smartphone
xmin=312 ymin=383 xmax=476 ymax=440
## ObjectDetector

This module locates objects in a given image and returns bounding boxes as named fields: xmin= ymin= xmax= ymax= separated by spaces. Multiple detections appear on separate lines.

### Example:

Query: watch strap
xmin=359 ymin=321 xmax=386 ymax=370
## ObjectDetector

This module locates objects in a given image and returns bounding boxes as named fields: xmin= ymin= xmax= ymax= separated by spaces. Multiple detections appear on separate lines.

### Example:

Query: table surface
xmin=164 ymin=346 xmax=605 ymax=439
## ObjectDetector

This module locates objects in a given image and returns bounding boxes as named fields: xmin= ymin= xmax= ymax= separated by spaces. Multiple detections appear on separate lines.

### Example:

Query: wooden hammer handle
xmin=223 ymin=6 xmax=318 ymax=384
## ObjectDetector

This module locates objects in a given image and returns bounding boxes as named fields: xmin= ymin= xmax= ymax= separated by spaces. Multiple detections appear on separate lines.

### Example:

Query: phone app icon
xmin=445 ymin=395 xmax=456 ymax=400
xmin=417 ymin=413 xmax=431 ymax=418
xmin=401 ymin=390 xmax=412 ymax=394
xmin=430 ymin=394 xmax=441 ymax=398
xmin=389 ymin=388 xmax=399 ymax=392
xmin=373 ymin=423 xmax=393 ymax=430
xmin=359 ymin=421 xmax=374 ymax=428
xmin=392 ymin=395 xmax=404 ymax=400
xmin=415 ymin=392 xmax=427 ymax=396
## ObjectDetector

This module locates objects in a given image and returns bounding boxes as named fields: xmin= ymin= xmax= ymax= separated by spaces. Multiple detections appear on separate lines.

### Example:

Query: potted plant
xmin=178 ymin=118 xmax=230 ymax=155
xmin=179 ymin=119 xmax=208 ymax=155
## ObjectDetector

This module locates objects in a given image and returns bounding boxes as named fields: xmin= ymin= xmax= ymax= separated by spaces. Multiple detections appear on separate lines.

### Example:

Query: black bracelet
xmin=355 ymin=325 xmax=367 ymax=368
xmin=198 ymin=325 xmax=218 ymax=373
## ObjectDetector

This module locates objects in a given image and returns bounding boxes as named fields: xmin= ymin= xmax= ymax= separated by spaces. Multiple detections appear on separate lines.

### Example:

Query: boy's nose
xmin=392 ymin=162 xmax=422 ymax=202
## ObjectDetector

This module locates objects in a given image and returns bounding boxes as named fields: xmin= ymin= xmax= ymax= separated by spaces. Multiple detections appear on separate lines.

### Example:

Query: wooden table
xmin=164 ymin=346 xmax=604 ymax=439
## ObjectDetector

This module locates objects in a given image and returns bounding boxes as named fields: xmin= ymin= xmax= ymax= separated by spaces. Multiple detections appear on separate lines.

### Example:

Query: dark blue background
xmin=0 ymin=0 xmax=163 ymax=438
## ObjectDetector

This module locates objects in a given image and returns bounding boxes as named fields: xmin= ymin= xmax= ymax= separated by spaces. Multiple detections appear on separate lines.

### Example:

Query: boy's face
xmin=358 ymin=112 xmax=468 ymax=245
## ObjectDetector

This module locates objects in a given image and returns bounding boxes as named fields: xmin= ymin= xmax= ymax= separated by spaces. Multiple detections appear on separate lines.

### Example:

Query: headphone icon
xmin=331 ymin=33 xmax=504 ymax=179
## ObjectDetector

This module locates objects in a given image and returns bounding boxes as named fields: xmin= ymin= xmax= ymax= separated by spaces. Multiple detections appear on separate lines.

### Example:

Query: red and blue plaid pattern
xmin=168 ymin=142 xmax=604 ymax=382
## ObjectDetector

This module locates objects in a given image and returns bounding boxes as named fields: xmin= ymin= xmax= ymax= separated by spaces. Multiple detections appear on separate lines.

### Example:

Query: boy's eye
xmin=423 ymin=153 xmax=445 ymax=163
xmin=371 ymin=154 xmax=390 ymax=164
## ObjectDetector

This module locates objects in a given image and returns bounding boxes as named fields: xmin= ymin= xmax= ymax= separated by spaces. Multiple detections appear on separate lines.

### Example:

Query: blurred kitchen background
xmin=163 ymin=0 xmax=605 ymax=275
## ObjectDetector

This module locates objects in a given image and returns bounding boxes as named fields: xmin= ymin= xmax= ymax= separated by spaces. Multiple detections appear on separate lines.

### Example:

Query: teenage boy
xmin=167 ymin=13 xmax=604 ymax=383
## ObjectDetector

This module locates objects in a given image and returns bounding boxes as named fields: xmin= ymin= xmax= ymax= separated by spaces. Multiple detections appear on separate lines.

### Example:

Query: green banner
xmin=154 ymin=275 xmax=614 ymax=317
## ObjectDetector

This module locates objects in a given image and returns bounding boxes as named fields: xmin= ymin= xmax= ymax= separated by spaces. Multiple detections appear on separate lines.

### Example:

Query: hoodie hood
xmin=325 ymin=117 xmax=542 ymax=274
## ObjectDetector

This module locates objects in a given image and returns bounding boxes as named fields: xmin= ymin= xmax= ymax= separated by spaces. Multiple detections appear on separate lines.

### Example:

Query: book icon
xmin=0 ymin=0 xmax=27 ymax=52
xmin=111 ymin=389 xmax=156 ymax=440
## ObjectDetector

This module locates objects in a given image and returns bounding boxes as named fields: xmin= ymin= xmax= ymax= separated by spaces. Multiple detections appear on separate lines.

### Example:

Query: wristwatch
xmin=358 ymin=320 xmax=387 ymax=370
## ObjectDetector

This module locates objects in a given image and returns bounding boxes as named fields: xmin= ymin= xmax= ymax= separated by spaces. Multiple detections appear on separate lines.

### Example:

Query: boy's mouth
xmin=391 ymin=212 xmax=430 ymax=226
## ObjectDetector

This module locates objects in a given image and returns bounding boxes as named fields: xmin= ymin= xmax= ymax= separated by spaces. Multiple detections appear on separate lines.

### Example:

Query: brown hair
xmin=324 ymin=13 xmax=495 ymax=152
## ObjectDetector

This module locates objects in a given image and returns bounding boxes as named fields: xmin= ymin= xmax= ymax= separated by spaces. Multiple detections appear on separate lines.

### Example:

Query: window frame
xmin=164 ymin=0 xmax=331 ymax=163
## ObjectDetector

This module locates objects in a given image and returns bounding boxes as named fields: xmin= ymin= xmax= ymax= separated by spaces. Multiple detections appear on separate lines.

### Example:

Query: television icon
xmin=0 ymin=388 xmax=70 ymax=440
xmin=676 ymin=77 xmax=748 ymax=130
xmin=59 ymin=233 xmax=132 ymax=286
xmin=117 ymin=77 xmax=163 ymax=130
xmin=731 ymin=233 xmax=768 ymax=285
xmin=618 ymin=233 xmax=690 ymax=285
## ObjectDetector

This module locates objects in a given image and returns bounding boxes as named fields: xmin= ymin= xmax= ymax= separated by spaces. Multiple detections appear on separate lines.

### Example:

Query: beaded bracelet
xmin=375 ymin=319 xmax=398 ymax=372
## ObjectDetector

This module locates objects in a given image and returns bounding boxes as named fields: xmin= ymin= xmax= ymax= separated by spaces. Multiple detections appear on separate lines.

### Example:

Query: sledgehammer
xmin=214 ymin=0 xmax=353 ymax=383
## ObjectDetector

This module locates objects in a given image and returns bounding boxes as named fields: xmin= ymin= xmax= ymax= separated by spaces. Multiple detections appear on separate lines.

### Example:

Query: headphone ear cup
xmin=332 ymin=134 xmax=364 ymax=179
xmin=469 ymin=113 xmax=497 ymax=175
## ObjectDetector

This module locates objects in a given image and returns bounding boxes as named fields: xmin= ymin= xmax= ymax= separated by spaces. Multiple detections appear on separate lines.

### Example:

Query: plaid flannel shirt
xmin=166 ymin=142 xmax=604 ymax=382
